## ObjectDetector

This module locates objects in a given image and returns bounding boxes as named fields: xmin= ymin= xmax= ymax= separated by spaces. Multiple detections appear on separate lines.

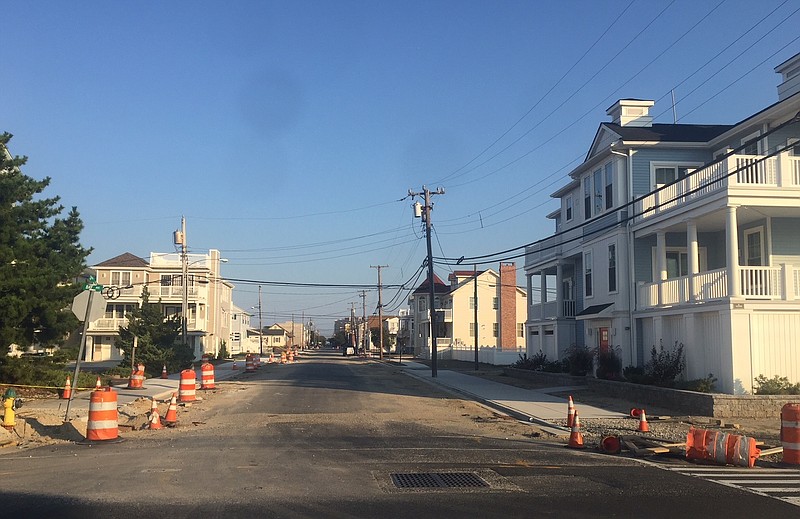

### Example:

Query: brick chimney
xmin=499 ymin=262 xmax=516 ymax=350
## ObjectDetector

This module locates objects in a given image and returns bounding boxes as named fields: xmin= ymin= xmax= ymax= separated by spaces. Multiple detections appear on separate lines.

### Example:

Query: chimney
xmin=775 ymin=52 xmax=800 ymax=101
xmin=606 ymin=99 xmax=654 ymax=127
xmin=499 ymin=262 xmax=517 ymax=351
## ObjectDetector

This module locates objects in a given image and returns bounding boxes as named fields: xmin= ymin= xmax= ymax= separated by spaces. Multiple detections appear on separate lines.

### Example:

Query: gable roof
xmin=94 ymin=252 xmax=149 ymax=268
xmin=412 ymin=274 xmax=449 ymax=295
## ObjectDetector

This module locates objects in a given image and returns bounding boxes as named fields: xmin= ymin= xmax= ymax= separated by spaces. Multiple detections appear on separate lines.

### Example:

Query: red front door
xmin=599 ymin=327 xmax=609 ymax=353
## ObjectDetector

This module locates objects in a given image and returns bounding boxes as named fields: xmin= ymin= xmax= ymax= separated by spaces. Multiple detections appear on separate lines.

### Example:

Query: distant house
xmin=408 ymin=263 xmax=527 ymax=365
xmin=524 ymin=52 xmax=800 ymax=393
xmin=88 ymin=249 xmax=232 ymax=361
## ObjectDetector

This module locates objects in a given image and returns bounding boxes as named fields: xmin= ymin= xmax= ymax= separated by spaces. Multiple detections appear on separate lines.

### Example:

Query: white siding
xmin=749 ymin=312 xmax=800 ymax=385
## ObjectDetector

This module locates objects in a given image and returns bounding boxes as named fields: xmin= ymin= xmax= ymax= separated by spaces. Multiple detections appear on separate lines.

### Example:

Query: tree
xmin=0 ymin=133 xmax=90 ymax=363
xmin=116 ymin=287 xmax=193 ymax=376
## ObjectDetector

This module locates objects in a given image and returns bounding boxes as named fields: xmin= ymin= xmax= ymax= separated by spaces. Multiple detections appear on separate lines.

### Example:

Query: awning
xmin=575 ymin=303 xmax=614 ymax=320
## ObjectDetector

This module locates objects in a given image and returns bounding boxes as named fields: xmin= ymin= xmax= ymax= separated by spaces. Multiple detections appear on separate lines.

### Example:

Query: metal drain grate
xmin=390 ymin=472 xmax=489 ymax=489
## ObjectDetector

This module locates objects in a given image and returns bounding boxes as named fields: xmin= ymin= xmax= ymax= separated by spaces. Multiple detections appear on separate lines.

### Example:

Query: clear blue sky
xmin=5 ymin=1 xmax=799 ymax=334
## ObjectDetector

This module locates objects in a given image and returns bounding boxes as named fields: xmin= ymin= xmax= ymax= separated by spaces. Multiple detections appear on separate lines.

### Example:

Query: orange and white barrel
xmin=686 ymin=427 xmax=760 ymax=468
xmin=127 ymin=368 xmax=145 ymax=389
xmin=245 ymin=354 xmax=255 ymax=372
xmin=86 ymin=388 xmax=119 ymax=441
xmin=200 ymin=362 xmax=215 ymax=390
xmin=178 ymin=369 xmax=196 ymax=402
xmin=781 ymin=403 xmax=800 ymax=465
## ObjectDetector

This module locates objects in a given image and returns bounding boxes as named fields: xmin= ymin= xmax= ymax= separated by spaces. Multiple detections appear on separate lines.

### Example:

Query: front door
xmin=598 ymin=327 xmax=610 ymax=353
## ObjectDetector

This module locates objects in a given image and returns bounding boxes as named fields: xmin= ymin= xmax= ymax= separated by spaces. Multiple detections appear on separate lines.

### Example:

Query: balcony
xmin=528 ymin=300 xmax=576 ymax=320
xmin=525 ymin=225 xmax=582 ymax=267
xmin=634 ymin=152 xmax=800 ymax=223
xmin=637 ymin=265 xmax=799 ymax=310
xmin=419 ymin=308 xmax=452 ymax=324
xmin=90 ymin=317 xmax=129 ymax=331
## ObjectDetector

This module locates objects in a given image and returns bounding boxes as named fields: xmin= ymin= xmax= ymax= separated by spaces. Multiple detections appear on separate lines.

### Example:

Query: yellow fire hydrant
xmin=2 ymin=388 xmax=21 ymax=431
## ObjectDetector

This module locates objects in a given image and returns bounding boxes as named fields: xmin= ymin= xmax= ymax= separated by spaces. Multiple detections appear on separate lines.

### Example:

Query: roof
xmin=412 ymin=274 xmax=449 ymax=295
xmin=603 ymin=123 xmax=733 ymax=143
xmin=575 ymin=303 xmax=614 ymax=320
xmin=94 ymin=252 xmax=149 ymax=268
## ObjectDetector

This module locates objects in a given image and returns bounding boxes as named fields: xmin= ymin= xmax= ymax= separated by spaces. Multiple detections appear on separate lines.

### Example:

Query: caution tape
xmin=0 ymin=382 xmax=99 ymax=391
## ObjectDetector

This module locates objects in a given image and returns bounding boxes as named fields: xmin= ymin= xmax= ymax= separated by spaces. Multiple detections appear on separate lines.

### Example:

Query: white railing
xmin=637 ymin=266 xmax=798 ymax=309
xmin=90 ymin=318 xmax=129 ymax=331
xmin=740 ymin=266 xmax=782 ymax=298
xmin=563 ymin=300 xmax=576 ymax=317
xmin=529 ymin=300 xmax=575 ymax=320
xmin=634 ymin=152 xmax=800 ymax=222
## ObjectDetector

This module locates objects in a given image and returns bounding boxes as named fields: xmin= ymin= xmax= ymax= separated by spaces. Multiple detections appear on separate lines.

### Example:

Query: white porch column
xmin=540 ymin=271 xmax=548 ymax=304
xmin=726 ymin=206 xmax=740 ymax=297
xmin=656 ymin=231 xmax=667 ymax=305
xmin=556 ymin=263 xmax=564 ymax=318
xmin=687 ymin=221 xmax=699 ymax=302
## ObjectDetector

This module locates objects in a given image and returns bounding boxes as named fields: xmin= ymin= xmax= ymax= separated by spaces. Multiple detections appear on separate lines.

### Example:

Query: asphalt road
xmin=0 ymin=351 xmax=795 ymax=518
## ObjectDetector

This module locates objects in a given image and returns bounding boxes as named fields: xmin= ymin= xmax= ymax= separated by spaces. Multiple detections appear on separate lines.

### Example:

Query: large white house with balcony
xmin=525 ymin=52 xmax=800 ymax=394
xmin=87 ymin=249 xmax=233 ymax=362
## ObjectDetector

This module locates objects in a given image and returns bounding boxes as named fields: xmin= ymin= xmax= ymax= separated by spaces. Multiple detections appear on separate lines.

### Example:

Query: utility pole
xmin=371 ymin=265 xmax=388 ymax=359
xmin=409 ymin=186 xmax=445 ymax=377
xmin=349 ymin=302 xmax=356 ymax=352
xmin=175 ymin=216 xmax=189 ymax=353
xmin=474 ymin=264 xmax=479 ymax=371
xmin=359 ymin=290 xmax=367 ymax=353
xmin=258 ymin=285 xmax=264 ymax=356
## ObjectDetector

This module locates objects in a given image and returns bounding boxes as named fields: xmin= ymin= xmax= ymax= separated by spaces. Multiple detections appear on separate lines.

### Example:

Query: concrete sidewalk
xmin=398 ymin=361 xmax=624 ymax=430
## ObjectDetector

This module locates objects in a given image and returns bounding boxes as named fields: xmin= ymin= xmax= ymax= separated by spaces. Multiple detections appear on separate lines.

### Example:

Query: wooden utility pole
xmin=359 ymin=290 xmax=367 ymax=353
xmin=474 ymin=264 xmax=479 ymax=371
xmin=371 ymin=265 xmax=388 ymax=359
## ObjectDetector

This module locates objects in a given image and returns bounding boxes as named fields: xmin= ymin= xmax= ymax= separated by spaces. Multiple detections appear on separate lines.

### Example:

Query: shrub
xmin=542 ymin=360 xmax=567 ymax=373
xmin=675 ymin=373 xmax=717 ymax=393
xmin=645 ymin=341 xmax=685 ymax=387
xmin=595 ymin=347 xmax=623 ymax=380
xmin=564 ymin=344 xmax=593 ymax=376
xmin=623 ymin=365 xmax=650 ymax=385
xmin=511 ymin=351 xmax=548 ymax=371
xmin=753 ymin=374 xmax=800 ymax=395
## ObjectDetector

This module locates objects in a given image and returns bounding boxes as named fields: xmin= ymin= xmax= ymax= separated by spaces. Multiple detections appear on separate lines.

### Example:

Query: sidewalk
xmin=397 ymin=361 xmax=623 ymax=431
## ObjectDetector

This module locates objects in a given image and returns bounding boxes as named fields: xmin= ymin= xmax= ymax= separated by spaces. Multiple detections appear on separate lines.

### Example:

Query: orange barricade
xmin=127 ymin=367 xmax=145 ymax=389
xmin=200 ymin=362 xmax=215 ymax=390
xmin=178 ymin=369 xmax=196 ymax=402
xmin=86 ymin=388 xmax=119 ymax=441
xmin=781 ymin=403 xmax=800 ymax=465
xmin=245 ymin=354 xmax=255 ymax=372
xmin=685 ymin=427 xmax=760 ymax=468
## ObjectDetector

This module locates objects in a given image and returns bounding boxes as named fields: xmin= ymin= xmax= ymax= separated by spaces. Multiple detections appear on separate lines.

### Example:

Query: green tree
xmin=0 ymin=133 xmax=90 ymax=369
xmin=116 ymin=287 xmax=193 ymax=376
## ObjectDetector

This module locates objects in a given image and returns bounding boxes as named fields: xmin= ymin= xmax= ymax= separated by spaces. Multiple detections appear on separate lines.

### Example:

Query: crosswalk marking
xmin=663 ymin=466 xmax=800 ymax=507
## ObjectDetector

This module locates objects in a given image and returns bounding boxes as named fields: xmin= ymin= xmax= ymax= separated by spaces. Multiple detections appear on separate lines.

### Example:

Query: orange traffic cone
xmin=638 ymin=409 xmax=650 ymax=433
xmin=568 ymin=411 xmax=585 ymax=449
xmin=62 ymin=375 xmax=72 ymax=400
xmin=95 ymin=376 xmax=102 ymax=390
xmin=164 ymin=393 xmax=178 ymax=427
xmin=161 ymin=365 xmax=168 ymax=379
xmin=148 ymin=398 xmax=163 ymax=430
xmin=566 ymin=395 xmax=575 ymax=428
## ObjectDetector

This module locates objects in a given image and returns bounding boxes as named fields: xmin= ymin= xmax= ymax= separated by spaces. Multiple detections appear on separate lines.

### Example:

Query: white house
xmin=525 ymin=52 xmax=800 ymax=393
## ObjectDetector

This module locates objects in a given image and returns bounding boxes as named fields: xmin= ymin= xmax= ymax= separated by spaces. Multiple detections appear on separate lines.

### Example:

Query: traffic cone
xmin=232 ymin=359 xmax=238 ymax=370
xmin=164 ymin=393 xmax=178 ymax=427
xmin=148 ymin=398 xmax=163 ymax=430
xmin=161 ymin=365 xmax=168 ymax=379
xmin=62 ymin=375 xmax=72 ymax=400
xmin=638 ymin=409 xmax=650 ymax=433
xmin=95 ymin=376 xmax=102 ymax=390
xmin=566 ymin=395 xmax=575 ymax=428
xmin=568 ymin=411 xmax=585 ymax=449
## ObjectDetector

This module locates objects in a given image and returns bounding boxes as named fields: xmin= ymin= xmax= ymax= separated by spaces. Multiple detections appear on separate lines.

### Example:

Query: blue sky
xmin=5 ymin=1 xmax=799 ymax=334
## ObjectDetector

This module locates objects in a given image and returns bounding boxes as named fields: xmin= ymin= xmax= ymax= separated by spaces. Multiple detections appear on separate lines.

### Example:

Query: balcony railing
xmin=635 ymin=152 xmax=800 ymax=222
xmin=90 ymin=318 xmax=129 ymax=331
xmin=528 ymin=299 xmax=576 ymax=320
xmin=637 ymin=265 xmax=798 ymax=309
xmin=419 ymin=308 xmax=453 ymax=324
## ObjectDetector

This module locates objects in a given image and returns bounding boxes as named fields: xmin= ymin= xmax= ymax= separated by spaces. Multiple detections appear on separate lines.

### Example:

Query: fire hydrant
xmin=2 ymin=388 xmax=22 ymax=431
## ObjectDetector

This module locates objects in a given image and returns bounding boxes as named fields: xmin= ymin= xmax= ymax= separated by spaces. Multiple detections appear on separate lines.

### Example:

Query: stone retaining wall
xmin=503 ymin=368 xmax=798 ymax=418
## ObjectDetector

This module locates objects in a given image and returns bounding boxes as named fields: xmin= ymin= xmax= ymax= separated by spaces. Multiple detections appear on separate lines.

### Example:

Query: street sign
xmin=71 ymin=290 xmax=106 ymax=322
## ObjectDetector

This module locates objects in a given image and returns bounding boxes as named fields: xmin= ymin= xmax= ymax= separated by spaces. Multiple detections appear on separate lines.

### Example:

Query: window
xmin=604 ymin=163 xmax=613 ymax=210
xmin=517 ymin=323 xmax=524 ymax=337
xmin=469 ymin=323 xmax=475 ymax=337
xmin=492 ymin=323 xmax=498 ymax=337
xmin=584 ymin=252 xmax=593 ymax=297
xmin=608 ymin=244 xmax=617 ymax=293
xmin=110 ymin=271 xmax=131 ymax=287
xmin=418 ymin=298 xmax=426 ymax=311
xmin=161 ymin=274 xmax=173 ymax=287
xmin=666 ymin=251 xmax=689 ymax=278
xmin=651 ymin=163 xmax=700 ymax=189
xmin=593 ymin=168 xmax=603 ymax=215
xmin=741 ymin=131 xmax=761 ymax=155
xmin=231 ymin=332 xmax=240 ymax=341
xmin=584 ymin=177 xmax=592 ymax=219
xmin=469 ymin=296 xmax=476 ymax=310
xmin=789 ymin=138 xmax=800 ymax=156
xmin=492 ymin=297 xmax=498 ymax=310
xmin=565 ymin=196 xmax=573 ymax=222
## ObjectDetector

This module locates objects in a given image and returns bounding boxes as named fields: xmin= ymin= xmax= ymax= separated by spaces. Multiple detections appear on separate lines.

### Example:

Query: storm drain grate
xmin=390 ymin=472 xmax=489 ymax=489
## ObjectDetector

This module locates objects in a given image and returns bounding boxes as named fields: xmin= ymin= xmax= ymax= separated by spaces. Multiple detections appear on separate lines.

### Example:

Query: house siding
xmin=772 ymin=217 xmax=800 ymax=261
xmin=631 ymin=148 xmax=711 ymax=197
